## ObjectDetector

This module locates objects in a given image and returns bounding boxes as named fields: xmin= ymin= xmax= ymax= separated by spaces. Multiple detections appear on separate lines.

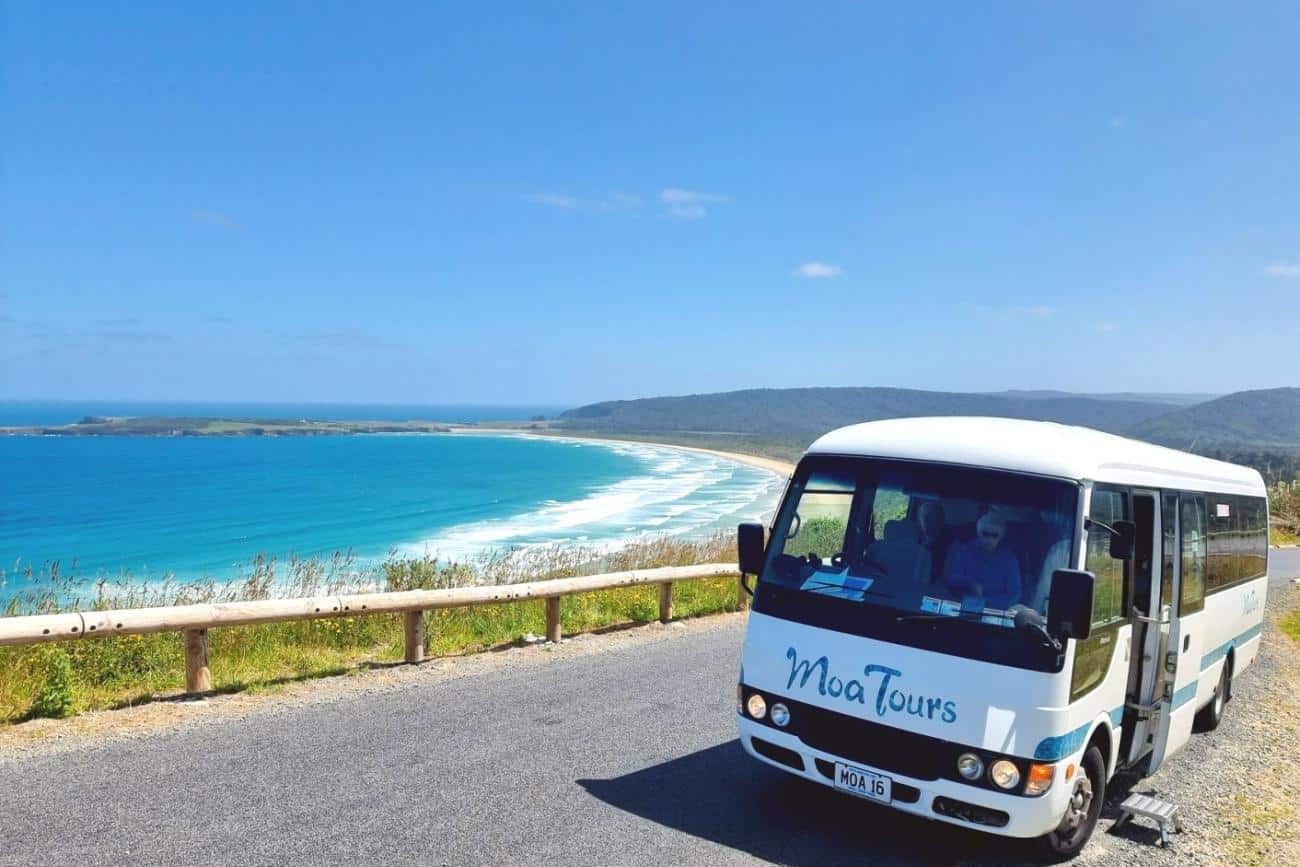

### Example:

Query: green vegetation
xmin=1270 ymin=479 xmax=1300 ymax=545
xmin=558 ymin=386 xmax=1176 ymax=439
xmin=557 ymin=386 xmax=1300 ymax=482
xmin=1281 ymin=603 xmax=1300 ymax=644
xmin=1222 ymin=790 xmax=1297 ymax=867
xmin=0 ymin=536 xmax=739 ymax=724
xmin=29 ymin=648 xmax=75 ymax=719
xmin=791 ymin=517 xmax=848 ymax=559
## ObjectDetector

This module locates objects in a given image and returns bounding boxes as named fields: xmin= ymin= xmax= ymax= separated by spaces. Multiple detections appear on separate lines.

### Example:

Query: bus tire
xmin=1040 ymin=745 xmax=1105 ymax=861
xmin=1194 ymin=664 xmax=1228 ymax=732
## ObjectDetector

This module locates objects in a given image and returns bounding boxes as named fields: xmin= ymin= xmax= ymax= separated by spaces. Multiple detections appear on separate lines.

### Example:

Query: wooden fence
xmin=0 ymin=563 xmax=748 ymax=693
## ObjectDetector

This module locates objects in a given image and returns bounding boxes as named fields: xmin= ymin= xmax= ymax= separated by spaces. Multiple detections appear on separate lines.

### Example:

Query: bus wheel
xmin=1195 ymin=665 xmax=1228 ymax=732
xmin=1040 ymin=745 xmax=1105 ymax=861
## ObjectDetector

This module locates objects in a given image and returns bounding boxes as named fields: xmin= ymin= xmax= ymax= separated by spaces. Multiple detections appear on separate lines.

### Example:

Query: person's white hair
xmin=976 ymin=512 xmax=1007 ymax=534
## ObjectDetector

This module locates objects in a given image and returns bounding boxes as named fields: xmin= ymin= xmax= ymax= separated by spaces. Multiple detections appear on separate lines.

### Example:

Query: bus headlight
xmin=956 ymin=753 xmax=984 ymax=780
xmin=746 ymin=693 xmax=767 ymax=720
xmin=769 ymin=703 xmax=790 ymax=727
xmin=989 ymin=759 xmax=1021 ymax=790
xmin=1024 ymin=762 xmax=1055 ymax=796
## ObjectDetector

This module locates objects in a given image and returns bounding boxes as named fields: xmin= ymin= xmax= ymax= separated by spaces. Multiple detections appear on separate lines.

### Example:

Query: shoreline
xmin=5 ymin=428 xmax=789 ymax=588
xmin=449 ymin=426 xmax=795 ymax=479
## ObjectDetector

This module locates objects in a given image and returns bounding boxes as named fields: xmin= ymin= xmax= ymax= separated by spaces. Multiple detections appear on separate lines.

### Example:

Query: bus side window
xmin=1179 ymin=495 xmax=1206 ymax=615
xmin=1160 ymin=492 xmax=1177 ymax=611
xmin=1085 ymin=487 xmax=1127 ymax=626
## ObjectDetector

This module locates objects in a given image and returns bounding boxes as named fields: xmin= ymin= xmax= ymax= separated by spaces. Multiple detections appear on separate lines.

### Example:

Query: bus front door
xmin=1123 ymin=492 xmax=1170 ymax=767
xmin=1149 ymin=493 xmax=1206 ymax=774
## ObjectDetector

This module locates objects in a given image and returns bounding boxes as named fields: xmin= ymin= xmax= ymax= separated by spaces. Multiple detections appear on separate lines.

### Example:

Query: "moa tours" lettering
xmin=785 ymin=646 xmax=957 ymax=724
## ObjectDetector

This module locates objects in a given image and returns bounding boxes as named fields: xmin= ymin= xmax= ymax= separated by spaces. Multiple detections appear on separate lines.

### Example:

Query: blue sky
xmin=2 ymin=1 xmax=1297 ymax=406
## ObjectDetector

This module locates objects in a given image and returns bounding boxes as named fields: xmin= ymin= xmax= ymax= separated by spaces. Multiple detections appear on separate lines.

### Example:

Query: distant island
xmin=0 ymin=416 xmax=455 ymax=437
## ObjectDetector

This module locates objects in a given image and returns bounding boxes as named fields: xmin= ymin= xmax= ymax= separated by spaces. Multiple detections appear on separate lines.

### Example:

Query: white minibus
xmin=735 ymin=417 xmax=1268 ymax=858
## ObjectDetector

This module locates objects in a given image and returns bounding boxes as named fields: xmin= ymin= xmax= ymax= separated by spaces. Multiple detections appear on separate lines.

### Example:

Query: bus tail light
xmin=1024 ymin=762 xmax=1055 ymax=796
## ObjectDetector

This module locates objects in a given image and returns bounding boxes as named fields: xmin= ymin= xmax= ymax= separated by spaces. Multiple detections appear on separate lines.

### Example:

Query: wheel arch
xmin=1085 ymin=719 xmax=1114 ymax=778
xmin=1223 ymin=646 xmax=1235 ymax=701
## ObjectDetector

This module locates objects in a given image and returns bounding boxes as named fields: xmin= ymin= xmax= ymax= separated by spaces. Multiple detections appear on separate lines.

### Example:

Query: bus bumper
xmin=736 ymin=714 xmax=1073 ymax=839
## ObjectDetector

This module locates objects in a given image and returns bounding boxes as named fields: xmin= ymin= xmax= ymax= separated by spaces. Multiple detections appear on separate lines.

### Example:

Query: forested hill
xmin=1128 ymin=388 xmax=1300 ymax=450
xmin=557 ymin=386 xmax=1300 ymax=480
xmin=559 ymin=387 xmax=1175 ymax=438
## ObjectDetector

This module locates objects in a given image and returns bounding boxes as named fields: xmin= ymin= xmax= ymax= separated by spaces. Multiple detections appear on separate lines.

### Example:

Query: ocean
xmin=0 ymin=425 xmax=783 ymax=591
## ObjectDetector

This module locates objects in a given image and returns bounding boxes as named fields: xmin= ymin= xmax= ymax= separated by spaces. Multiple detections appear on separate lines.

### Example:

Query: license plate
xmin=833 ymin=762 xmax=892 ymax=803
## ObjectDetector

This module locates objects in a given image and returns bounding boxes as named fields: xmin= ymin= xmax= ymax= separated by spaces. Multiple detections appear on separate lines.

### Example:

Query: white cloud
xmin=194 ymin=211 xmax=240 ymax=229
xmin=1108 ymin=116 xmax=1127 ymax=130
xmin=794 ymin=262 xmax=842 ymax=279
xmin=524 ymin=191 xmax=641 ymax=213
xmin=1021 ymin=305 xmax=1057 ymax=319
xmin=524 ymin=193 xmax=580 ymax=210
xmin=666 ymin=204 xmax=706 ymax=220
xmin=1093 ymin=321 xmax=1118 ymax=333
xmin=660 ymin=187 xmax=728 ymax=219
xmin=660 ymin=187 xmax=727 ymax=205
xmin=1263 ymin=262 xmax=1300 ymax=277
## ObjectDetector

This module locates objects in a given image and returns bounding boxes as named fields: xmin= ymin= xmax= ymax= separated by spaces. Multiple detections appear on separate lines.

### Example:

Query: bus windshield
xmin=756 ymin=456 xmax=1079 ymax=668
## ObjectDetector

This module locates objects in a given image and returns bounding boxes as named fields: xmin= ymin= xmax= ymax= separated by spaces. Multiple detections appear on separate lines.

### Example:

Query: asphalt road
xmin=2 ymin=548 xmax=1296 ymax=867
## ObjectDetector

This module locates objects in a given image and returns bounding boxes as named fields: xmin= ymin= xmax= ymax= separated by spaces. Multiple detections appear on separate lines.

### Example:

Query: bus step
xmin=1114 ymin=793 xmax=1183 ymax=848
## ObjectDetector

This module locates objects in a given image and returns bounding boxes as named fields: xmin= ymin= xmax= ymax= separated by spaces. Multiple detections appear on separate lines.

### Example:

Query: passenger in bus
xmin=946 ymin=512 xmax=1022 ymax=609
xmin=917 ymin=501 xmax=948 ymax=579
xmin=1027 ymin=508 xmax=1073 ymax=612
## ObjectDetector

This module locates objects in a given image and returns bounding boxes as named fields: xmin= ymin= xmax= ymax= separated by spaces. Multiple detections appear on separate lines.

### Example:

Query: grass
xmin=1269 ymin=479 xmax=1300 ymax=545
xmin=1281 ymin=605 xmax=1300 ymax=645
xmin=0 ymin=535 xmax=739 ymax=724
xmin=1222 ymin=789 xmax=1297 ymax=867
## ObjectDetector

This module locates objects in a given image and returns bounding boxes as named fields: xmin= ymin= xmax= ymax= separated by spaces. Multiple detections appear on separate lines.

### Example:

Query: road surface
xmin=1 ymin=549 xmax=1296 ymax=866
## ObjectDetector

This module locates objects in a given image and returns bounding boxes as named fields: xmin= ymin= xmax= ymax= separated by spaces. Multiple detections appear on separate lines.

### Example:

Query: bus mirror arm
xmin=1014 ymin=607 xmax=1062 ymax=652
xmin=1085 ymin=517 xmax=1137 ymax=561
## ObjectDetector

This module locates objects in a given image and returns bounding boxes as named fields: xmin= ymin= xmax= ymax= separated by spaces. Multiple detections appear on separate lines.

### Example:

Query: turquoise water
xmin=0 ymin=433 xmax=782 ymax=589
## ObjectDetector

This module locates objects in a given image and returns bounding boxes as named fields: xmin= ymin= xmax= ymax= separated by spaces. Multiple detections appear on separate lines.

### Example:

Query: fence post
xmin=403 ymin=610 xmax=425 ymax=664
xmin=545 ymin=597 xmax=562 ymax=643
xmin=659 ymin=581 xmax=673 ymax=623
xmin=737 ymin=575 xmax=750 ymax=611
xmin=183 ymin=628 xmax=211 ymax=693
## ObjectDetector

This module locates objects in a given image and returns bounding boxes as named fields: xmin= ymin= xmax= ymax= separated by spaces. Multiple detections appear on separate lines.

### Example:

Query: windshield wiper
xmin=801 ymin=578 xmax=890 ymax=599
xmin=894 ymin=610 xmax=1005 ymax=625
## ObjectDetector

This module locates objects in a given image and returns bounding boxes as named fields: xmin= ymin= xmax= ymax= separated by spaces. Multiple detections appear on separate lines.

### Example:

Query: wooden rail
xmin=0 ymin=563 xmax=747 ymax=694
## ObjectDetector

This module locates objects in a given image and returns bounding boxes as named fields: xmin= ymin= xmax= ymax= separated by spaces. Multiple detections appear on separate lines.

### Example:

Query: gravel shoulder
xmin=1075 ymin=580 xmax=1300 ymax=867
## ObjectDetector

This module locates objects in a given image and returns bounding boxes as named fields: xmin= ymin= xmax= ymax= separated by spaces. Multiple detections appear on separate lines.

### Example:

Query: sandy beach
xmin=450 ymin=426 xmax=795 ymax=479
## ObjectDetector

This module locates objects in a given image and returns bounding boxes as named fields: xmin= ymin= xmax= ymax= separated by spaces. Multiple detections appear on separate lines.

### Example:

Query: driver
xmin=946 ymin=511 xmax=1022 ymax=609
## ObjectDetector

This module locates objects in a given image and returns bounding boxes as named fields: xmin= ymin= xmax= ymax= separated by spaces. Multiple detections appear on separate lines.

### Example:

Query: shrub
xmin=30 ymin=648 xmax=75 ymax=719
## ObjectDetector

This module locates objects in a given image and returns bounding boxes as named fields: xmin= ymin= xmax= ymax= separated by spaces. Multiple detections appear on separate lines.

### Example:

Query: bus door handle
xmin=1183 ymin=634 xmax=1190 ymax=652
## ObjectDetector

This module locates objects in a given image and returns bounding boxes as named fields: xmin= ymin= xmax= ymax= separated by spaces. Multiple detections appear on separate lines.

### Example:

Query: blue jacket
xmin=947 ymin=539 xmax=1022 ymax=609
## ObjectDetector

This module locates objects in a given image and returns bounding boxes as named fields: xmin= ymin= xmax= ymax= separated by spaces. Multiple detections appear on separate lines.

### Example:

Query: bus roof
xmin=806 ymin=417 xmax=1266 ymax=497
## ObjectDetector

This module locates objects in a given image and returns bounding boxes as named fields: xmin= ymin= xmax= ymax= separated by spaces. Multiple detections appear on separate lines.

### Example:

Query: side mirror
xmin=1046 ymin=569 xmax=1094 ymax=642
xmin=737 ymin=521 xmax=767 ymax=577
xmin=1109 ymin=520 xmax=1136 ymax=561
